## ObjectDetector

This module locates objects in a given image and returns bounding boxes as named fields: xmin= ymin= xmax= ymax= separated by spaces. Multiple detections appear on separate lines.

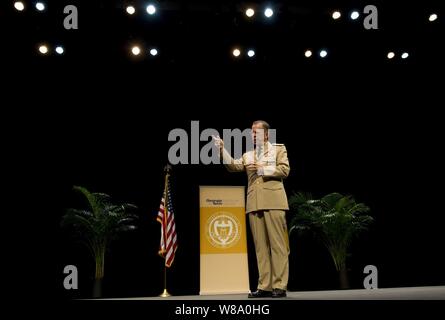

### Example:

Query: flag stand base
xmin=159 ymin=289 xmax=171 ymax=297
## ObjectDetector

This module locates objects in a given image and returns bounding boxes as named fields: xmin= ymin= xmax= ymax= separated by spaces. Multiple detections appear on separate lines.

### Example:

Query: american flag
xmin=156 ymin=177 xmax=178 ymax=267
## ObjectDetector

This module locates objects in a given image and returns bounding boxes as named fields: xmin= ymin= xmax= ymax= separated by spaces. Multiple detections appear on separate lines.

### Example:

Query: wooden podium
xmin=199 ymin=186 xmax=250 ymax=295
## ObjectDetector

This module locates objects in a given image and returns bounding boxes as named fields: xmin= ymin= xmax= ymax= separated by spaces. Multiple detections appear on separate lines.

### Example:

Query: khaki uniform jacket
xmin=222 ymin=142 xmax=290 ymax=213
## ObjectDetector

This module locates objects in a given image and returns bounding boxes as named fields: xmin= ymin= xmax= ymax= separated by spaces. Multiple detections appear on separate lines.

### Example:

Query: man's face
xmin=251 ymin=123 xmax=267 ymax=146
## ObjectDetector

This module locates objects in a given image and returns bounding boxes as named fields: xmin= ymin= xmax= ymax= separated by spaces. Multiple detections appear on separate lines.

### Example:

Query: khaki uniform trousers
xmin=249 ymin=209 xmax=289 ymax=291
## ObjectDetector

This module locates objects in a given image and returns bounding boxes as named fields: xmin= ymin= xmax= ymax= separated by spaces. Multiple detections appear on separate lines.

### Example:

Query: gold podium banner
xmin=199 ymin=186 xmax=250 ymax=295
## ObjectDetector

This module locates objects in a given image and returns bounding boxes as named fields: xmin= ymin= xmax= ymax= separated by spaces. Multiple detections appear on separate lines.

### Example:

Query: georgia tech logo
xmin=206 ymin=212 xmax=241 ymax=249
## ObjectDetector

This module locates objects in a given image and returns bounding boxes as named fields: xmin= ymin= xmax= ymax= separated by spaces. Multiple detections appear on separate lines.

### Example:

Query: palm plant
xmin=289 ymin=192 xmax=373 ymax=289
xmin=61 ymin=186 xmax=138 ymax=297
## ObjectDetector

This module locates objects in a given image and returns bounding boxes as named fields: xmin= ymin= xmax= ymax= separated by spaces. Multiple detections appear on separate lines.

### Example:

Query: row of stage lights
xmin=13 ymin=1 xmax=430 ymax=61
xmin=124 ymin=4 xmax=275 ymax=19
xmin=35 ymin=43 xmax=411 ymax=61
xmin=330 ymin=10 xmax=438 ymax=22
xmin=230 ymin=48 xmax=410 ymax=60
xmin=13 ymin=1 xmax=440 ymax=23
xmin=123 ymin=4 xmax=441 ymax=24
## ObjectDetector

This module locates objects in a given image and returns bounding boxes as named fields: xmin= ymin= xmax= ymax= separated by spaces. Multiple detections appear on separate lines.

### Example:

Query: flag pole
xmin=159 ymin=164 xmax=172 ymax=297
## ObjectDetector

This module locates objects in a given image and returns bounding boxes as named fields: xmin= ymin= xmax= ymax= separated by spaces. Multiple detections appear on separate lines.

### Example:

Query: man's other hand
xmin=246 ymin=163 xmax=263 ymax=171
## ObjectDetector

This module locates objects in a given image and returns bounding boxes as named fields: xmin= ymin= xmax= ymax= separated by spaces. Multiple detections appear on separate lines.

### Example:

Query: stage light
xmin=38 ymin=45 xmax=48 ymax=55
xmin=387 ymin=52 xmax=395 ymax=59
xmin=131 ymin=46 xmax=141 ymax=56
xmin=304 ymin=50 xmax=312 ymax=58
xmin=247 ymin=50 xmax=255 ymax=57
xmin=429 ymin=14 xmax=438 ymax=22
xmin=126 ymin=6 xmax=136 ymax=15
xmin=319 ymin=50 xmax=328 ymax=58
xmin=245 ymin=8 xmax=255 ymax=18
xmin=35 ymin=2 xmax=45 ymax=11
xmin=350 ymin=11 xmax=360 ymax=20
xmin=264 ymin=8 xmax=274 ymax=18
xmin=146 ymin=4 xmax=156 ymax=15
xmin=232 ymin=49 xmax=241 ymax=57
xmin=55 ymin=46 xmax=64 ymax=55
xmin=401 ymin=52 xmax=409 ymax=59
xmin=332 ymin=11 xmax=341 ymax=20
xmin=150 ymin=48 xmax=158 ymax=56
xmin=14 ymin=1 xmax=25 ymax=11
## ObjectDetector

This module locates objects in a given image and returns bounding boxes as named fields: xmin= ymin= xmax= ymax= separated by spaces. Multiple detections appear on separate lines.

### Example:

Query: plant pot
xmin=93 ymin=278 xmax=103 ymax=298
xmin=339 ymin=268 xmax=350 ymax=289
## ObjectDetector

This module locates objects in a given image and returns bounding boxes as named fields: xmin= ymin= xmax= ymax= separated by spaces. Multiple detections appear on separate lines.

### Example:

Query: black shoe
xmin=272 ymin=288 xmax=287 ymax=298
xmin=248 ymin=289 xmax=273 ymax=298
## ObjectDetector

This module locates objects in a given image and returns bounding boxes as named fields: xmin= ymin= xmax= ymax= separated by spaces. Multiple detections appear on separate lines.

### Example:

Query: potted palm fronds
xmin=289 ymin=192 xmax=373 ymax=289
xmin=61 ymin=186 xmax=138 ymax=297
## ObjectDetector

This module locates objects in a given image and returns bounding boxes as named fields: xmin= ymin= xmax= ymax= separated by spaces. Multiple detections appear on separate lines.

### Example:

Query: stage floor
xmin=104 ymin=286 xmax=445 ymax=300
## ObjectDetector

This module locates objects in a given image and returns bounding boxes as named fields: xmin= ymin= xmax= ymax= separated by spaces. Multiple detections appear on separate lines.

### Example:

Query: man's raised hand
xmin=212 ymin=135 xmax=224 ymax=151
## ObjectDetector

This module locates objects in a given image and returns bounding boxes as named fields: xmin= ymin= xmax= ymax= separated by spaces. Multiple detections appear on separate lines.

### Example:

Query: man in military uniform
xmin=213 ymin=120 xmax=290 ymax=298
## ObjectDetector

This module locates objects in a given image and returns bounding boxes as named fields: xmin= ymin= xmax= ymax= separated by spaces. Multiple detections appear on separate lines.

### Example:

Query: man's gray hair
xmin=252 ymin=120 xmax=270 ymax=131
